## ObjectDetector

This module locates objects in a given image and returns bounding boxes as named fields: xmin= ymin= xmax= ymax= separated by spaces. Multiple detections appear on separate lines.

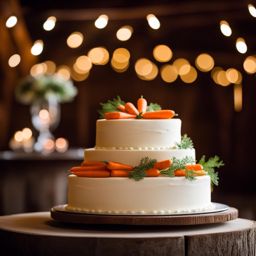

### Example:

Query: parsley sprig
xmin=129 ymin=157 xmax=157 ymax=181
xmin=198 ymin=155 xmax=224 ymax=186
xmin=161 ymin=156 xmax=195 ymax=180
xmin=176 ymin=134 xmax=194 ymax=149
xmin=146 ymin=103 xmax=162 ymax=112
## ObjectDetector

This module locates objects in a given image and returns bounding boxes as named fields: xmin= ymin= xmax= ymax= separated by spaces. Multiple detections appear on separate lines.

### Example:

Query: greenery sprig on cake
xmin=98 ymin=96 xmax=175 ymax=119
xmin=176 ymin=134 xmax=194 ymax=149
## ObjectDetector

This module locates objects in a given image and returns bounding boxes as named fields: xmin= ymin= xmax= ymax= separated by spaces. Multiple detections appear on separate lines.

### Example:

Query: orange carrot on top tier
xmin=81 ymin=161 xmax=106 ymax=168
xmin=117 ymin=104 xmax=126 ymax=112
xmin=111 ymin=170 xmax=130 ymax=177
xmin=73 ymin=170 xmax=110 ymax=177
xmin=107 ymin=161 xmax=134 ymax=171
xmin=154 ymin=159 xmax=172 ymax=170
xmin=105 ymin=111 xmax=136 ymax=119
xmin=125 ymin=102 xmax=139 ymax=116
xmin=145 ymin=168 xmax=160 ymax=177
xmin=174 ymin=169 xmax=186 ymax=176
xmin=137 ymin=96 xmax=147 ymax=114
xmin=142 ymin=110 xmax=176 ymax=119
xmin=70 ymin=165 xmax=106 ymax=173
xmin=185 ymin=164 xmax=203 ymax=171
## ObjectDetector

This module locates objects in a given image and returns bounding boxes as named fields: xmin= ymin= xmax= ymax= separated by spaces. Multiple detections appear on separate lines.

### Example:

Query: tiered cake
xmin=66 ymin=97 xmax=223 ymax=215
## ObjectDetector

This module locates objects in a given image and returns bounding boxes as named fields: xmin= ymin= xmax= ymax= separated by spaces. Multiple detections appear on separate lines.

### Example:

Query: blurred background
xmin=0 ymin=0 xmax=255 ymax=218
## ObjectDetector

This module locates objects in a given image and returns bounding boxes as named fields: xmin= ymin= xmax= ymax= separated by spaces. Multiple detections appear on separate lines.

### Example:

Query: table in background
xmin=0 ymin=149 xmax=83 ymax=215
xmin=0 ymin=212 xmax=255 ymax=256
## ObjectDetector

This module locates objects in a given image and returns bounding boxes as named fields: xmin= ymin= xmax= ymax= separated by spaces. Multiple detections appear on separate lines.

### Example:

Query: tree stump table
xmin=0 ymin=212 xmax=255 ymax=256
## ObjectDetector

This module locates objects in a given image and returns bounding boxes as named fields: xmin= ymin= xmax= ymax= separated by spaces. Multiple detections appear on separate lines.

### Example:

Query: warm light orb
xmin=88 ymin=47 xmax=109 ymax=65
xmin=243 ymin=56 xmax=256 ymax=74
xmin=22 ymin=128 xmax=32 ymax=140
xmin=43 ymin=139 xmax=55 ymax=153
xmin=74 ymin=55 xmax=92 ymax=74
xmin=139 ymin=63 xmax=158 ymax=81
xmin=180 ymin=66 xmax=197 ymax=83
xmin=160 ymin=65 xmax=178 ymax=83
xmin=248 ymin=4 xmax=256 ymax=17
xmin=234 ymin=84 xmax=242 ymax=112
xmin=236 ymin=37 xmax=247 ymax=54
xmin=213 ymin=69 xmax=230 ymax=87
xmin=173 ymin=58 xmax=190 ymax=75
xmin=95 ymin=14 xmax=108 ymax=29
xmin=116 ymin=26 xmax=133 ymax=41
xmin=146 ymin=14 xmax=160 ymax=30
xmin=55 ymin=137 xmax=69 ymax=152
xmin=6 ymin=15 xmax=18 ymax=28
xmin=56 ymin=65 xmax=71 ymax=80
xmin=66 ymin=32 xmax=84 ymax=48
xmin=8 ymin=54 xmax=21 ymax=68
xmin=44 ymin=60 xmax=56 ymax=74
xmin=112 ymin=48 xmax=130 ymax=63
xmin=30 ymin=63 xmax=47 ymax=76
xmin=14 ymin=131 xmax=24 ymax=142
xmin=135 ymin=58 xmax=153 ymax=77
xmin=153 ymin=45 xmax=173 ymax=62
xmin=226 ymin=68 xmax=240 ymax=84
xmin=43 ymin=16 xmax=56 ymax=31
xmin=219 ymin=20 xmax=232 ymax=37
xmin=195 ymin=53 xmax=214 ymax=72
xmin=71 ymin=70 xmax=90 ymax=81
xmin=31 ymin=40 xmax=44 ymax=56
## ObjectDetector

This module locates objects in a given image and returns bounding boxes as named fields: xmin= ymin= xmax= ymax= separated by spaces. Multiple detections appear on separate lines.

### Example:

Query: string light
xmin=146 ymin=14 xmax=160 ymax=30
xmin=111 ymin=48 xmax=130 ymax=72
xmin=195 ymin=53 xmax=214 ymax=72
xmin=153 ymin=45 xmax=173 ymax=62
xmin=226 ymin=68 xmax=241 ymax=84
xmin=180 ymin=66 xmax=197 ymax=83
xmin=8 ymin=54 xmax=21 ymax=67
xmin=234 ymin=84 xmax=242 ymax=112
xmin=135 ymin=58 xmax=153 ymax=77
xmin=248 ymin=4 xmax=256 ymax=17
xmin=219 ymin=20 xmax=232 ymax=37
xmin=236 ymin=37 xmax=247 ymax=54
xmin=5 ymin=15 xmax=18 ymax=28
xmin=116 ymin=26 xmax=133 ymax=41
xmin=73 ymin=55 xmax=92 ymax=74
xmin=160 ymin=65 xmax=178 ymax=83
xmin=31 ymin=40 xmax=44 ymax=56
xmin=88 ymin=47 xmax=109 ymax=65
xmin=66 ymin=32 xmax=84 ymax=48
xmin=95 ymin=14 xmax=108 ymax=29
xmin=243 ymin=56 xmax=256 ymax=74
xmin=30 ymin=63 xmax=47 ymax=76
xmin=43 ymin=16 xmax=56 ymax=31
xmin=56 ymin=65 xmax=71 ymax=80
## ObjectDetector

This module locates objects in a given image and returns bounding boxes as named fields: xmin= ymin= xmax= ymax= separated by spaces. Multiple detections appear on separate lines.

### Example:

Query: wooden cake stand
xmin=51 ymin=203 xmax=238 ymax=226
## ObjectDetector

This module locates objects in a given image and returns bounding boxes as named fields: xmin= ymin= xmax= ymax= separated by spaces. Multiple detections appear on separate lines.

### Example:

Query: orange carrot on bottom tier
xmin=185 ymin=164 xmax=203 ymax=171
xmin=125 ymin=102 xmax=139 ymax=115
xmin=193 ymin=170 xmax=206 ymax=176
xmin=111 ymin=170 xmax=130 ymax=177
xmin=117 ymin=104 xmax=126 ymax=112
xmin=107 ymin=161 xmax=133 ymax=171
xmin=72 ymin=170 xmax=110 ymax=177
xmin=145 ymin=168 xmax=160 ymax=177
xmin=142 ymin=110 xmax=176 ymax=119
xmin=154 ymin=159 xmax=172 ymax=170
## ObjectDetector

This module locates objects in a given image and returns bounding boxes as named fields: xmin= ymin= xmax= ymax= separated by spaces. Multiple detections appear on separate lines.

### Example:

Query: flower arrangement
xmin=15 ymin=74 xmax=77 ymax=104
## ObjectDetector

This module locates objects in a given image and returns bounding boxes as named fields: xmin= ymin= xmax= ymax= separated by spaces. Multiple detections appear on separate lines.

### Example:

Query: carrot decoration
xmin=107 ymin=161 xmax=134 ymax=171
xmin=185 ymin=164 xmax=203 ymax=171
xmin=125 ymin=102 xmax=139 ymax=116
xmin=174 ymin=169 xmax=186 ymax=176
xmin=111 ymin=170 xmax=130 ymax=177
xmin=145 ymin=168 xmax=160 ymax=177
xmin=81 ymin=161 xmax=106 ymax=168
xmin=154 ymin=159 xmax=172 ymax=170
xmin=137 ymin=96 xmax=147 ymax=114
xmin=70 ymin=165 xmax=106 ymax=173
xmin=105 ymin=111 xmax=136 ymax=119
xmin=142 ymin=110 xmax=176 ymax=119
xmin=117 ymin=104 xmax=126 ymax=112
xmin=73 ymin=170 xmax=110 ymax=177
xmin=193 ymin=170 xmax=206 ymax=176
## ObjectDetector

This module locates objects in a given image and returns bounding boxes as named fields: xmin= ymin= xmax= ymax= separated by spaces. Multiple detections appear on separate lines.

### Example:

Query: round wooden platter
xmin=51 ymin=203 xmax=238 ymax=226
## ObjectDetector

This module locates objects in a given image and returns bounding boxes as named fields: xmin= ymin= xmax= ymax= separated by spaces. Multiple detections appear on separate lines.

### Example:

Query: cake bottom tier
xmin=84 ymin=148 xmax=196 ymax=166
xmin=66 ymin=175 xmax=212 ymax=215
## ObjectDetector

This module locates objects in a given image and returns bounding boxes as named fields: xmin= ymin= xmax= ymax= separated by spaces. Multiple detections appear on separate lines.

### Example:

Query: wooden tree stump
xmin=0 ymin=212 xmax=255 ymax=256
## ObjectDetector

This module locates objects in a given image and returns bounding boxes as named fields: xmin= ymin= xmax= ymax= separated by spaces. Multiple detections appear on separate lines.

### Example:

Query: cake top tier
xmin=96 ymin=119 xmax=181 ymax=149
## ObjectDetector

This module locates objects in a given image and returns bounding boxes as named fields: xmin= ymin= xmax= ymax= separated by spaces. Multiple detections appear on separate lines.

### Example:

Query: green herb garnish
xmin=98 ymin=96 xmax=125 ymax=118
xmin=176 ymin=134 xmax=194 ymax=149
xmin=129 ymin=157 xmax=157 ymax=181
xmin=198 ymin=155 xmax=224 ymax=186
xmin=146 ymin=103 xmax=162 ymax=112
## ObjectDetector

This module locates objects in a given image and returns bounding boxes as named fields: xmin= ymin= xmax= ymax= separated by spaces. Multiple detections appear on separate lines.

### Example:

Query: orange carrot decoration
xmin=111 ymin=170 xmax=130 ymax=177
xmin=145 ymin=168 xmax=160 ymax=177
xmin=185 ymin=164 xmax=203 ymax=171
xmin=154 ymin=159 xmax=172 ymax=170
xmin=142 ymin=110 xmax=176 ymax=119
xmin=193 ymin=170 xmax=206 ymax=176
xmin=107 ymin=161 xmax=134 ymax=171
xmin=70 ymin=165 xmax=106 ymax=173
xmin=81 ymin=161 xmax=106 ymax=168
xmin=73 ymin=170 xmax=110 ymax=177
xmin=105 ymin=111 xmax=136 ymax=119
xmin=137 ymin=96 xmax=147 ymax=114
xmin=174 ymin=169 xmax=186 ymax=176
xmin=117 ymin=104 xmax=126 ymax=112
xmin=125 ymin=102 xmax=139 ymax=116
